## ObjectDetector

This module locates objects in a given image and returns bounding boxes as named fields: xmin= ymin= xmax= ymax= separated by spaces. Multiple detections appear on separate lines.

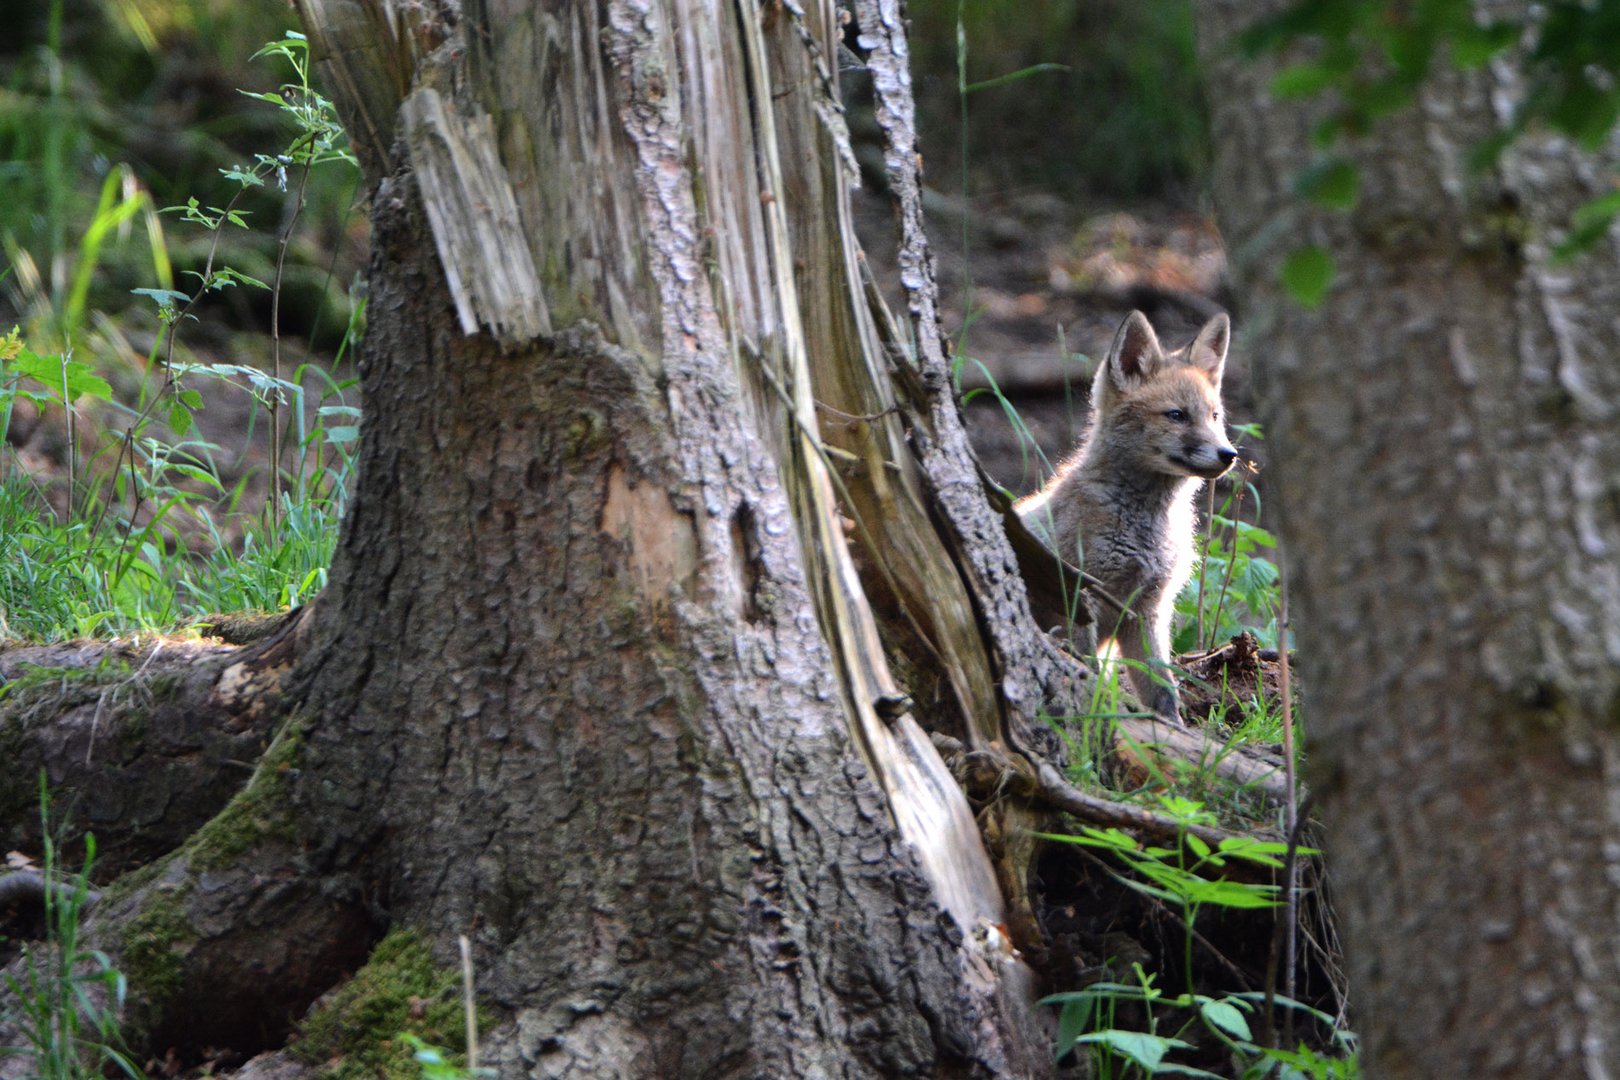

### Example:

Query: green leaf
xmin=1156 ymin=794 xmax=1216 ymax=827
xmin=168 ymin=400 xmax=193 ymax=438
xmin=1232 ymin=520 xmax=1279 ymax=547
xmin=220 ymin=165 xmax=266 ymax=186
xmin=964 ymin=63 xmax=1070 ymax=94
xmin=1076 ymin=1030 xmax=1192 ymax=1072
xmin=1035 ymin=828 xmax=1140 ymax=853
xmin=1279 ymin=246 xmax=1335 ymax=308
xmin=1547 ymin=80 xmax=1620 ymax=149
xmin=1054 ymin=997 xmax=1098 ymax=1059
xmin=213 ymin=267 xmax=269 ymax=291
xmin=1294 ymin=159 xmax=1360 ymax=210
xmin=11 ymin=351 xmax=113 ymax=403
xmin=1553 ymin=189 xmax=1620 ymax=261
xmin=131 ymin=287 xmax=191 ymax=308
xmin=1200 ymin=997 xmax=1254 ymax=1040
xmin=322 ymin=425 xmax=360 ymax=445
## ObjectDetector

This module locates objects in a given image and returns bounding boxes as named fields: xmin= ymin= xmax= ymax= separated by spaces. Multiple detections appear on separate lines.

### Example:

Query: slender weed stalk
xmin=0 ymin=776 xmax=137 ymax=1080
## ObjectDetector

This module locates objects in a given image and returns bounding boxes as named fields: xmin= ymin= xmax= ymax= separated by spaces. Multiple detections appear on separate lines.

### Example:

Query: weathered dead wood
xmin=401 ymin=87 xmax=550 ymax=343
xmin=852 ymin=0 xmax=1093 ymax=758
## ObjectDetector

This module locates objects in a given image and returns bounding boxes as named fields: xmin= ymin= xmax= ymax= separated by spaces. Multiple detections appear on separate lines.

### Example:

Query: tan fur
xmin=1017 ymin=311 xmax=1236 ymax=721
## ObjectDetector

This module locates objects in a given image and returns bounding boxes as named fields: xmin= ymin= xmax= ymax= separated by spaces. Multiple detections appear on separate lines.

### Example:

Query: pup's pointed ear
xmin=1107 ymin=311 xmax=1164 ymax=387
xmin=1187 ymin=313 xmax=1230 ymax=385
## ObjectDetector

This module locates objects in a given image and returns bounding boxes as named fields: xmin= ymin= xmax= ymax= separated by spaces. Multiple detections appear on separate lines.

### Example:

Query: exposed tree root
xmin=0 ymin=609 xmax=377 ymax=1074
xmin=0 ymin=610 xmax=310 ymax=877
xmin=0 ymin=713 xmax=371 ymax=1075
xmin=0 ymin=593 xmax=1299 ymax=1075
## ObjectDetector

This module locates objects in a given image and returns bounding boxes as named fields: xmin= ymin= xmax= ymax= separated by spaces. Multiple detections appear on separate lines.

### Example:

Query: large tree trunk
xmin=242 ymin=0 xmax=1083 ymax=1074
xmin=1196 ymin=3 xmax=1620 ymax=1075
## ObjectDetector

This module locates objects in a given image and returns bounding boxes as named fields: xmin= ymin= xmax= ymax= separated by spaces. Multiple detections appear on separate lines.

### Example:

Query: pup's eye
xmin=1165 ymin=409 xmax=1188 ymax=423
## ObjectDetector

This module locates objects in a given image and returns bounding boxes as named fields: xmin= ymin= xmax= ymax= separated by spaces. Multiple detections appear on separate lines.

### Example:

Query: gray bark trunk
xmin=1195 ymin=3 xmax=1620 ymax=1075
xmin=280 ymin=0 xmax=1069 ymax=1074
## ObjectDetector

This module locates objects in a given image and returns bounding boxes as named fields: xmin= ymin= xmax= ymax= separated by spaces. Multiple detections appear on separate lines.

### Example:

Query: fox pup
xmin=1017 ymin=310 xmax=1236 ymax=721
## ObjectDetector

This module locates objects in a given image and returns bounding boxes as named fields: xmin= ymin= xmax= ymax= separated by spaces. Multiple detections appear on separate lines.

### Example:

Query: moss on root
xmin=118 ymin=872 xmax=197 ymax=1019
xmin=294 ymin=929 xmax=483 ymax=1079
xmin=183 ymin=721 xmax=303 ymax=872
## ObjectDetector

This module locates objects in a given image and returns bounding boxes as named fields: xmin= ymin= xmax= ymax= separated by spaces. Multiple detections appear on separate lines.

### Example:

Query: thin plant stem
xmin=1206 ymin=483 xmax=1247 ymax=650
xmin=270 ymin=155 xmax=316 ymax=532
xmin=1259 ymin=552 xmax=1303 ymax=1049
xmin=60 ymin=350 xmax=75 ymax=517
xmin=1277 ymin=556 xmax=1300 ymax=1039
xmin=1195 ymin=482 xmax=1216 ymax=648
xmin=84 ymin=129 xmax=318 ymax=552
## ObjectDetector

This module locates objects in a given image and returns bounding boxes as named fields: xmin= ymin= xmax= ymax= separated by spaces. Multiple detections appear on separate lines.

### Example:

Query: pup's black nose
xmin=1217 ymin=447 xmax=1238 ymax=465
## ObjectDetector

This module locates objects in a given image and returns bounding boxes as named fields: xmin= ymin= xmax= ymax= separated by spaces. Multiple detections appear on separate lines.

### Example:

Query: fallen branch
xmin=934 ymin=734 xmax=1259 ymax=849
xmin=1113 ymin=714 xmax=1292 ymax=805
xmin=1031 ymin=761 xmax=1255 ymax=850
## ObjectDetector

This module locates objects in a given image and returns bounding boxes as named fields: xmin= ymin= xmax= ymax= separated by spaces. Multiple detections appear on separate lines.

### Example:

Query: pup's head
xmin=1091 ymin=311 xmax=1237 ymax=481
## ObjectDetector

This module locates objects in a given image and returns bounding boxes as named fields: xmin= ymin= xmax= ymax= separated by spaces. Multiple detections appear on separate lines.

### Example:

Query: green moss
xmin=98 ymin=851 xmax=170 ymax=906
xmin=119 ymin=878 xmax=196 ymax=1016
xmin=183 ymin=722 xmax=303 ymax=872
xmin=294 ymin=929 xmax=482 ymax=1079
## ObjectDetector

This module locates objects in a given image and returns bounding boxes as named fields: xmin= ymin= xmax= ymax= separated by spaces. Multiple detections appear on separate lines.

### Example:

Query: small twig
xmin=813 ymin=398 xmax=901 ymax=424
xmin=1261 ymin=795 xmax=1313 ymax=1049
xmin=459 ymin=933 xmax=479 ymax=1073
xmin=1277 ymin=558 xmax=1300 ymax=1040
xmin=1261 ymin=554 xmax=1303 ymax=1047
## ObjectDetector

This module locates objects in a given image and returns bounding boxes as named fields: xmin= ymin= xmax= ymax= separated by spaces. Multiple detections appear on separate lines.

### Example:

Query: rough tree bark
xmin=1196 ymin=3 xmax=1620 ymax=1076
xmin=275 ymin=0 xmax=1078 ymax=1073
